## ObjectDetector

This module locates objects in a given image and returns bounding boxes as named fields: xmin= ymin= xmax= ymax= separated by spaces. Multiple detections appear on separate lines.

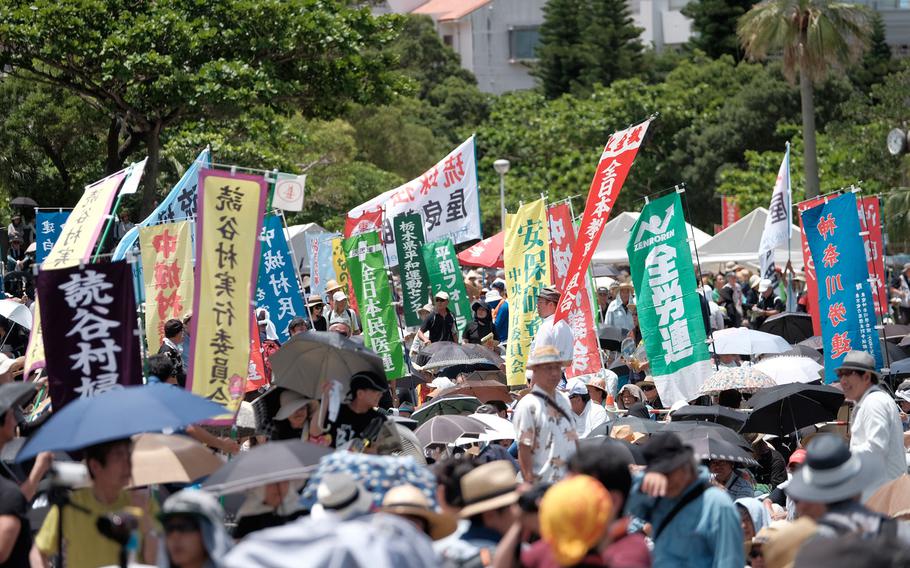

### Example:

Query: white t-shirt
xmin=513 ymin=385 xmax=578 ymax=483
xmin=850 ymin=385 xmax=906 ymax=499
xmin=530 ymin=315 xmax=574 ymax=363
xmin=574 ymin=401 xmax=608 ymax=438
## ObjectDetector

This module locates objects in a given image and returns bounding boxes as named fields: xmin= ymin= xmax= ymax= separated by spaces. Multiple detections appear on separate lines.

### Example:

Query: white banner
xmin=118 ymin=157 xmax=148 ymax=195
xmin=273 ymin=174 xmax=306 ymax=211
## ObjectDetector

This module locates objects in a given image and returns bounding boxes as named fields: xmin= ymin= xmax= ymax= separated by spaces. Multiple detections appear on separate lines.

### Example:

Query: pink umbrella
xmin=457 ymin=232 xmax=504 ymax=269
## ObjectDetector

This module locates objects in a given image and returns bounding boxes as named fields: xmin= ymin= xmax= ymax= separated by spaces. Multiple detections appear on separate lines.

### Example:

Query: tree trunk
xmin=142 ymin=123 xmax=162 ymax=217
xmin=105 ymin=117 xmax=121 ymax=174
xmin=799 ymin=57 xmax=820 ymax=198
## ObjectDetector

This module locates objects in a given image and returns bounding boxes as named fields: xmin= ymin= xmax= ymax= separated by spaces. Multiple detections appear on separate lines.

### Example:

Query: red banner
xmin=246 ymin=314 xmax=268 ymax=393
xmin=555 ymin=118 xmax=652 ymax=323
xmin=721 ymin=196 xmax=740 ymax=230
xmin=345 ymin=206 xmax=384 ymax=238
xmin=858 ymin=197 xmax=887 ymax=316
xmin=547 ymin=203 xmax=575 ymax=290
xmin=798 ymin=197 xmax=829 ymax=335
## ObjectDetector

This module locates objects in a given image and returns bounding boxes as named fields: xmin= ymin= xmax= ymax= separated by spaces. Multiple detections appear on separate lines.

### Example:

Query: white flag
xmin=758 ymin=145 xmax=791 ymax=278
xmin=272 ymin=174 xmax=306 ymax=211
xmin=118 ymin=157 xmax=148 ymax=195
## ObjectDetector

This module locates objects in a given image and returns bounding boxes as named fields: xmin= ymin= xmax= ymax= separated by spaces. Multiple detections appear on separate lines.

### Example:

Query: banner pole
xmin=677 ymin=184 xmax=718 ymax=370
xmin=277 ymin=210 xmax=313 ymax=323
xmin=855 ymin=190 xmax=892 ymax=375
xmin=92 ymin=194 xmax=124 ymax=263
xmin=786 ymin=142 xmax=795 ymax=312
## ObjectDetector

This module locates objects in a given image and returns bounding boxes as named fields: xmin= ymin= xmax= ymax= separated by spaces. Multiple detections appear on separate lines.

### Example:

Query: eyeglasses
xmin=164 ymin=519 xmax=200 ymax=534
xmin=836 ymin=370 xmax=858 ymax=379
xmin=435 ymin=299 xmax=447 ymax=303
xmin=640 ymin=385 xmax=656 ymax=391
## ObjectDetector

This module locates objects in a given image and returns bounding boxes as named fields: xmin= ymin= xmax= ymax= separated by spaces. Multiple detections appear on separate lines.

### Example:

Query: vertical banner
xmin=393 ymin=213 xmax=430 ymax=327
xmin=255 ymin=214 xmax=307 ymax=342
xmin=758 ymin=146 xmax=792 ymax=283
xmin=347 ymin=136 xmax=481 ymax=265
xmin=628 ymin=192 xmax=713 ymax=405
xmin=503 ymin=199 xmax=551 ymax=387
xmin=272 ymin=173 xmax=306 ymax=212
xmin=801 ymin=193 xmax=883 ymax=383
xmin=343 ymin=231 xmax=406 ymax=380
xmin=187 ymin=169 xmax=266 ymax=416
xmin=139 ymin=221 xmax=194 ymax=351
xmin=422 ymin=239 xmax=472 ymax=336
xmin=555 ymin=119 xmax=652 ymax=324
xmin=858 ymin=197 xmax=887 ymax=316
xmin=36 ymin=261 xmax=142 ymax=411
xmin=798 ymin=196 xmax=827 ymax=334
xmin=25 ymin=171 xmax=126 ymax=377
xmin=547 ymin=203 xmax=575 ymax=290
xmin=246 ymin=313 xmax=269 ymax=393
xmin=331 ymin=236 xmax=357 ymax=311
xmin=307 ymin=233 xmax=339 ymax=302
xmin=721 ymin=196 xmax=740 ymax=230
xmin=35 ymin=211 xmax=71 ymax=264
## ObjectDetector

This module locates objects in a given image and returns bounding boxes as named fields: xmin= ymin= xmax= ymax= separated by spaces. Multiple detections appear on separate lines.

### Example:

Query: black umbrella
xmin=577 ymin=436 xmax=645 ymax=465
xmin=686 ymin=435 xmax=758 ymax=467
xmin=202 ymin=439 xmax=332 ymax=495
xmin=798 ymin=336 xmax=823 ymax=351
xmin=671 ymin=405 xmax=746 ymax=431
xmin=417 ymin=342 xmax=497 ymax=373
xmin=759 ymin=312 xmax=814 ymax=345
xmin=608 ymin=358 xmax=630 ymax=377
xmin=741 ymin=383 xmax=844 ymax=436
xmin=663 ymin=421 xmax=752 ymax=452
xmin=882 ymin=324 xmax=910 ymax=342
xmin=882 ymin=340 xmax=909 ymax=363
xmin=592 ymin=264 xmax=619 ymax=278
xmin=437 ymin=362 xmax=500 ymax=379
xmin=781 ymin=345 xmax=824 ymax=365
xmin=9 ymin=197 xmax=37 ymax=208
xmin=461 ymin=344 xmax=505 ymax=367
xmin=411 ymin=396 xmax=481 ymax=425
xmin=586 ymin=415 xmax=662 ymax=438
xmin=598 ymin=325 xmax=627 ymax=351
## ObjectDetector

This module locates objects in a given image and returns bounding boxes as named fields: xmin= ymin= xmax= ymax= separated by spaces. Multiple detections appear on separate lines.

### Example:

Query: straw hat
xmin=526 ymin=345 xmax=571 ymax=370
xmin=458 ymin=461 xmax=519 ymax=518
xmin=325 ymin=279 xmax=343 ymax=294
xmin=380 ymin=484 xmax=457 ymax=540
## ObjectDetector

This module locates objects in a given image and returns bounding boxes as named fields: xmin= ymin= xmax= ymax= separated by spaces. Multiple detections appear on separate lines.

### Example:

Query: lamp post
xmin=493 ymin=159 xmax=510 ymax=233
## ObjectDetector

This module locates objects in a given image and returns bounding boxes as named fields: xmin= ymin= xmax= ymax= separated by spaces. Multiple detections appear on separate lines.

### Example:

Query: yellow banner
xmin=331 ymin=236 xmax=357 ymax=310
xmin=504 ymin=199 xmax=551 ymax=386
xmin=187 ymin=169 xmax=266 ymax=417
xmin=24 ymin=172 xmax=126 ymax=377
xmin=140 ymin=221 xmax=194 ymax=351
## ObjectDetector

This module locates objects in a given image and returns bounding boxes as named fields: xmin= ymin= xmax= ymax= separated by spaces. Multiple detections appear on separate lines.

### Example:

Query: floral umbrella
xmin=698 ymin=366 xmax=776 ymax=396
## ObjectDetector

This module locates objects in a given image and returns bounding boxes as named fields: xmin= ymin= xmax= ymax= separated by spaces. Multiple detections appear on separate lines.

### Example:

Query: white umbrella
xmin=0 ymin=300 xmax=32 ymax=330
xmin=712 ymin=328 xmax=790 ymax=356
xmin=754 ymin=356 xmax=823 ymax=385
xmin=467 ymin=413 xmax=515 ymax=441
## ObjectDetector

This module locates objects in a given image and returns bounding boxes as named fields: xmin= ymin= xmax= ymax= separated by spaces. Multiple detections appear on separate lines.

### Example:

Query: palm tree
xmin=738 ymin=0 xmax=871 ymax=198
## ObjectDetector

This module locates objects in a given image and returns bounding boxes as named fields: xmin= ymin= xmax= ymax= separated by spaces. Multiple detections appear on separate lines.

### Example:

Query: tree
xmin=0 ymin=0 xmax=403 ymax=214
xmin=738 ymin=0 xmax=872 ymax=198
xmin=682 ymin=0 xmax=759 ymax=60
xmin=534 ymin=0 xmax=587 ymax=98
xmin=849 ymin=12 xmax=898 ymax=91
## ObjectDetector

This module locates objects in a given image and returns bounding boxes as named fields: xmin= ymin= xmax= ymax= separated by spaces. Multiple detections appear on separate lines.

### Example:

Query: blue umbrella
xmin=17 ymin=384 xmax=227 ymax=462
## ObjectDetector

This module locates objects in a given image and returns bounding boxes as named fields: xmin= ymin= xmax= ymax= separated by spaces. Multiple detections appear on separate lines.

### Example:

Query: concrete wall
xmin=467 ymin=0 xmax=546 ymax=94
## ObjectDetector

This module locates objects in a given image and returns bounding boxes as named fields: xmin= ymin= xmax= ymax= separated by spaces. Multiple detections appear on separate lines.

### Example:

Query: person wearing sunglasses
xmin=159 ymin=489 xmax=232 ymax=568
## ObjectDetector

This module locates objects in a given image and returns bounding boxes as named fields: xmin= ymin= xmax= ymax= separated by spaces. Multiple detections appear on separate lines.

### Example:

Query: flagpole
xmin=276 ymin=209 xmax=314 ymax=323
xmin=785 ymin=142 xmax=795 ymax=312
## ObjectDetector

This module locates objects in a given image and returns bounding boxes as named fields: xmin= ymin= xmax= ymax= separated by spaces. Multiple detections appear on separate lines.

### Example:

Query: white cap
xmin=758 ymin=279 xmax=773 ymax=293
xmin=333 ymin=291 xmax=347 ymax=302
xmin=566 ymin=378 xmax=588 ymax=397
xmin=434 ymin=291 xmax=449 ymax=301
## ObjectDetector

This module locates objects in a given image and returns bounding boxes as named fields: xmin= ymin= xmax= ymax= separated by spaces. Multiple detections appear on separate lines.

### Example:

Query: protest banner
xmin=858 ymin=197 xmax=887 ymax=316
xmin=393 ymin=213 xmax=430 ymax=327
xmin=25 ymin=170 xmax=127 ymax=377
xmin=255 ymin=214 xmax=307 ymax=342
xmin=246 ymin=313 xmax=269 ymax=393
xmin=504 ymin=199 xmax=551 ymax=386
xmin=801 ymin=193 xmax=883 ymax=383
xmin=139 ymin=221 xmax=194 ymax=351
xmin=36 ymin=261 xmax=142 ymax=411
xmin=272 ymin=173 xmax=306 ymax=211
xmin=187 ymin=169 xmax=266 ymax=417
xmin=422 ymin=239 xmax=472 ymax=337
xmin=628 ymin=192 xmax=713 ymax=405
xmin=758 ymin=146 xmax=791 ymax=283
xmin=548 ymin=203 xmax=603 ymax=380
xmin=344 ymin=231 xmax=406 ymax=380
xmin=721 ymin=196 xmax=740 ymax=230
xmin=348 ymin=136 xmax=481 ymax=264
xmin=798 ymin=196 xmax=827 ymax=334
xmin=307 ymin=233 xmax=339 ymax=302
xmin=35 ymin=210 xmax=70 ymax=264
xmin=331 ymin=235 xmax=358 ymax=311
xmin=555 ymin=119 xmax=652 ymax=324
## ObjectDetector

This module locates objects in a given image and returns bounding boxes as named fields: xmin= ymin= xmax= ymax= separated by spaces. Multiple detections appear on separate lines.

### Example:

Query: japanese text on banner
xmin=857 ymin=197 xmax=887 ymax=316
xmin=801 ymin=193 xmax=883 ymax=383
xmin=35 ymin=211 xmax=70 ymax=264
xmin=140 ymin=221 xmax=194 ymax=351
xmin=343 ymin=231 xmax=406 ymax=380
xmin=504 ymin=199 xmax=551 ymax=386
xmin=627 ymin=192 xmax=712 ymax=406
xmin=307 ymin=233 xmax=339 ymax=302
xmin=393 ymin=213 xmax=430 ymax=327
xmin=187 ymin=169 xmax=266 ymax=418
xmin=35 ymin=261 xmax=142 ymax=411
xmin=25 ymin=171 xmax=126 ymax=377
xmin=255 ymin=214 xmax=307 ymax=342
xmin=555 ymin=119 xmax=652 ymax=325
xmin=331 ymin=236 xmax=358 ymax=311
xmin=422 ymin=239 xmax=472 ymax=337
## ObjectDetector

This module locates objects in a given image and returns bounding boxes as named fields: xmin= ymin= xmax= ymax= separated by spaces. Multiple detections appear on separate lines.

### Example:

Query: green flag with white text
xmin=393 ymin=213 xmax=430 ymax=328
xmin=626 ymin=192 xmax=712 ymax=405
xmin=343 ymin=231 xmax=406 ymax=381
xmin=421 ymin=239 xmax=471 ymax=336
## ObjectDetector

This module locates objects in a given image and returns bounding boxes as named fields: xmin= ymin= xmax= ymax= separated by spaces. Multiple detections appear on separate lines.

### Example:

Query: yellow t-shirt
xmin=35 ymin=487 xmax=159 ymax=567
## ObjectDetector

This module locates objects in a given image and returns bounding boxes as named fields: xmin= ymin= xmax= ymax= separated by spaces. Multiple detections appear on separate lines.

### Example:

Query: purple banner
xmin=801 ymin=193 xmax=883 ymax=383
xmin=36 ymin=261 xmax=142 ymax=410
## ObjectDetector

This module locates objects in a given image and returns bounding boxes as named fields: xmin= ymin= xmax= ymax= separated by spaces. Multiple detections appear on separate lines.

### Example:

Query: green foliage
xmin=682 ymin=0 xmax=758 ymax=60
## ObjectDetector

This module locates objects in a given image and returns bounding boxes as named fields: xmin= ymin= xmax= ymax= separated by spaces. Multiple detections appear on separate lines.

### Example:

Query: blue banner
xmin=256 ymin=214 xmax=307 ymax=342
xmin=306 ymin=232 xmax=339 ymax=302
xmin=801 ymin=192 xmax=882 ymax=383
xmin=35 ymin=211 xmax=70 ymax=264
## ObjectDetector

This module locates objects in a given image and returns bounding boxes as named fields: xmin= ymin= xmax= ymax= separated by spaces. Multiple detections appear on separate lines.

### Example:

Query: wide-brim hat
xmin=380 ymin=485 xmax=457 ymax=540
xmin=325 ymin=279 xmax=343 ymax=293
xmin=275 ymin=390 xmax=309 ymax=421
xmin=586 ymin=377 xmax=607 ymax=393
xmin=785 ymin=434 xmax=876 ymax=503
xmin=526 ymin=345 xmax=571 ymax=370
xmin=459 ymin=461 xmax=519 ymax=518
xmin=310 ymin=473 xmax=374 ymax=520
xmin=836 ymin=350 xmax=880 ymax=379
xmin=485 ymin=289 xmax=502 ymax=303
xmin=307 ymin=295 xmax=325 ymax=307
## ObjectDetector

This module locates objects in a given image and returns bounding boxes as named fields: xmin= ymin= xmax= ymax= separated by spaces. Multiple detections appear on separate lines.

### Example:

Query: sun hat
xmin=275 ymin=389 xmax=309 ymax=421
xmin=310 ymin=472 xmax=374 ymax=520
xmin=566 ymin=378 xmax=588 ymax=397
xmin=586 ymin=376 xmax=608 ymax=393
xmin=762 ymin=517 xmax=817 ymax=568
xmin=307 ymin=295 xmax=324 ymax=307
xmin=380 ymin=484 xmax=457 ymax=540
xmin=325 ymin=279 xmax=343 ymax=293
xmin=434 ymin=291 xmax=449 ymax=301
xmin=491 ymin=279 xmax=506 ymax=291
xmin=485 ymin=289 xmax=502 ymax=303
xmin=537 ymin=286 xmax=561 ymax=303
xmin=526 ymin=345 xmax=571 ymax=370
xmin=758 ymin=278 xmax=773 ymax=293
xmin=539 ymin=475 xmax=613 ymax=566
xmin=642 ymin=433 xmax=694 ymax=474
xmin=784 ymin=434 xmax=875 ymax=504
xmin=333 ymin=291 xmax=347 ymax=303
xmin=749 ymin=275 xmax=761 ymax=289
xmin=836 ymin=350 xmax=879 ymax=379
xmin=418 ymin=303 xmax=433 ymax=315
xmin=458 ymin=461 xmax=519 ymax=518
xmin=618 ymin=282 xmax=634 ymax=291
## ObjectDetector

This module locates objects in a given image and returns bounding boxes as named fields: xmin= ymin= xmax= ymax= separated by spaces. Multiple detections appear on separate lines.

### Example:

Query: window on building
xmin=509 ymin=26 xmax=540 ymax=61
xmin=443 ymin=35 xmax=453 ymax=47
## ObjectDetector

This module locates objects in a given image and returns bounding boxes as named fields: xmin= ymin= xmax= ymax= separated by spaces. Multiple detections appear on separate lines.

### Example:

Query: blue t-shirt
xmin=490 ymin=299 xmax=509 ymax=341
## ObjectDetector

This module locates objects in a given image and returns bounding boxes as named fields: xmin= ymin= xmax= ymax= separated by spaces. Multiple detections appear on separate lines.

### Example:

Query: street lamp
xmin=493 ymin=159 xmax=510 ymax=232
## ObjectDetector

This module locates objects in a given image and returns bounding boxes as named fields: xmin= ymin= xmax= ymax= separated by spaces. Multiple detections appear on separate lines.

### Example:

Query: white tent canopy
xmin=592 ymin=211 xmax=712 ymax=266
xmin=284 ymin=222 xmax=330 ymax=274
xmin=696 ymin=207 xmax=803 ymax=270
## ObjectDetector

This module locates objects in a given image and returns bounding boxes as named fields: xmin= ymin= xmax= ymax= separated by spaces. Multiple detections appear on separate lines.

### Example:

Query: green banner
xmin=393 ymin=213 xmax=430 ymax=328
xmin=421 ymin=239 xmax=471 ymax=335
xmin=626 ymin=192 xmax=712 ymax=405
xmin=343 ymin=231 xmax=406 ymax=381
